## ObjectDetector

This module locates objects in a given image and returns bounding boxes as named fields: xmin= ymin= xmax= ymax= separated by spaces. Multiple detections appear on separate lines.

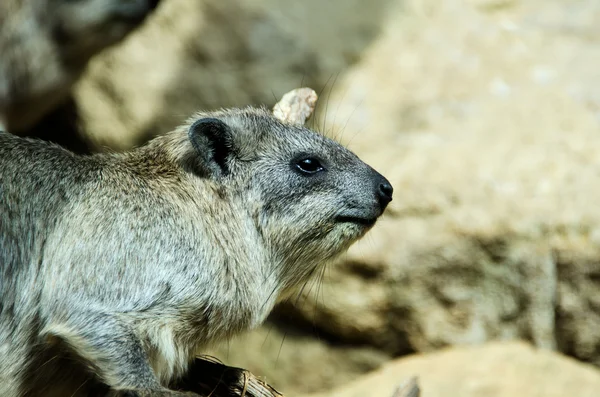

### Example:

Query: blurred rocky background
xmin=48 ymin=0 xmax=600 ymax=395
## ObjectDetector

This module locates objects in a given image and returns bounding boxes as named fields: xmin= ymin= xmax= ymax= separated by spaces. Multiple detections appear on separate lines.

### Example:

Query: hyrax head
xmin=42 ymin=0 xmax=160 ymax=63
xmin=179 ymin=90 xmax=392 ymax=289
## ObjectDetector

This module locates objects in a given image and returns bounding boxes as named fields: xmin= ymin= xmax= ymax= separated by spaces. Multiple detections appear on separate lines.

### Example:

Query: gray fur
xmin=0 ymin=0 xmax=160 ymax=133
xmin=0 ymin=106 xmax=392 ymax=396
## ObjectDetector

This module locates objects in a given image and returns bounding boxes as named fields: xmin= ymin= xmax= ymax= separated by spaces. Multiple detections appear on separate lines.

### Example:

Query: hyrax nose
xmin=376 ymin=176 xmax=393 ymax=209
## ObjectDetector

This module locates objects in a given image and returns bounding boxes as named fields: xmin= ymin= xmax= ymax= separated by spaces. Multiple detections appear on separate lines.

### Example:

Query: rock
xmin=281 ymin=0 xmax=600 ymax=366
xmin=73 ymin=0 xmax=393 ymax=150
xmin=304 ymin=342 xmax=600 ymax=397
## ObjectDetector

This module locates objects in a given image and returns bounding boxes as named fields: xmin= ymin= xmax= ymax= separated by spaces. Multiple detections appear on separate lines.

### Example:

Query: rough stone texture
xmin=282 ymin=0 xmax=600 ymax=368
xmin=70 ymin=0 xmax=600 ymax=394
xmin=304 ymin=342 xmax=600 ymax=397
xmin=73 ymin=0 xmax=392 ymax=149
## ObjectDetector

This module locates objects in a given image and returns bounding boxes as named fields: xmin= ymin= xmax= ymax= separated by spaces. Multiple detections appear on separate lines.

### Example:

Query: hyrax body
xmin=0 ymin=0 xmax=160 ymax=133
xmin=0 ymin=101 xmax=393 ymax=396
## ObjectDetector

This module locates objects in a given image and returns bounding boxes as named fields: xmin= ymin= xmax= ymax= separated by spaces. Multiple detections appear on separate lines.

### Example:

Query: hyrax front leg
xmin=44 ymin=315 xmax=198 ymax=397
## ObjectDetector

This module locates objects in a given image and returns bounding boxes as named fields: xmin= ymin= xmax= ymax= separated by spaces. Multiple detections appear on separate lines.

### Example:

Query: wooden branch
xmin=178 ymin=357 xmax=421 ymax=397
xmin=176 ymin=356 xmax=284 ymax=397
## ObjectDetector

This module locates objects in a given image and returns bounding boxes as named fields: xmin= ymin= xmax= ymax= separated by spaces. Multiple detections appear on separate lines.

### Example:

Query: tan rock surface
xmin=74 ymin=0 xmax=392 ymax=149
xmin=305 ymin=342 xmax=600 ymax=397
xmin=283 ymin=0 xmax=600 ymax=366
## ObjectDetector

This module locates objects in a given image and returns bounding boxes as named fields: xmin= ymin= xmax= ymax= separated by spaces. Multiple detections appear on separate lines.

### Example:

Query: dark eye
xmin=295 ymin=157 xmax=325 ymax=175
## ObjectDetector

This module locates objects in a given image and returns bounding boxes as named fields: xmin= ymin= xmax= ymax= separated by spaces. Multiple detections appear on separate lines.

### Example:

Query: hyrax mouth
xmin=335 ymin=215 xmax=378 ymax=227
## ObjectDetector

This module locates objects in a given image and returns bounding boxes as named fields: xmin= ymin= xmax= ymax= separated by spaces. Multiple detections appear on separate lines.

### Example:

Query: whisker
xmin=294 ymin=264 xmax=320 ymax=307
xmin=332 ymin=79 xmax=350 ymax=141
xmin=314 ymin=74 xmax=334 ymax=133
xmin=323 ymin=70 xmax=341 ymax=138
xmin=312 ymin=264 xmax=327 ymax=342
xmin=69 ymin=379 xmax=89 ymax=397
xmin=275 ymin=330 xmax=287 ymax=365
xmin=261 ymin=322 xmax=274 ymax=350
xmin=339 ymin=96 xmax=365 ymax=148
xmin=259 ymin=282 xmax=280 ymax=313
xmin=270 ymin=89 xmax=278 ymax=104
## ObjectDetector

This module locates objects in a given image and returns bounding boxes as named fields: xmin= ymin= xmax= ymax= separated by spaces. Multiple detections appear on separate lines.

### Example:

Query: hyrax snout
xmin=0 ymin=89 xmax=392 ymax=396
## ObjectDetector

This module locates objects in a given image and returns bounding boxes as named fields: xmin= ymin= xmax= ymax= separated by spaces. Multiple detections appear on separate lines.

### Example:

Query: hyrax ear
xmin=188 ymin=118 xmax=233 ymax=177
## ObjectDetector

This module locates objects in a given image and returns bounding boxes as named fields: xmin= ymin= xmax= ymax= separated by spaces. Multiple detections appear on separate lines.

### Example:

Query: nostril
xmin=379 ymin=182 xmax=393 ymax=202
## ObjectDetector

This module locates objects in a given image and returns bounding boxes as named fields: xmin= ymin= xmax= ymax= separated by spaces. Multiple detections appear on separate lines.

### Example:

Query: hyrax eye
xmin=295 ymin=157 xmax=325 ymax=175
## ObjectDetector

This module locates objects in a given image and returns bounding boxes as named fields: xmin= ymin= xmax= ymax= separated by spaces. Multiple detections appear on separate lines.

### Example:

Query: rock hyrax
xmin=0 ymin=89 xmax=393 ymax=396
xmin=0 ymin=0 xmax=161 ymax=133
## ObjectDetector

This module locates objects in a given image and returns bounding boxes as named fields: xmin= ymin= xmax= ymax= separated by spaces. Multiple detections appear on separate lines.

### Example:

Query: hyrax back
xmin=0 ymin=0 xmax=160 ymax=134
xmin=0 ymin=90 xmax=393 ymax=396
